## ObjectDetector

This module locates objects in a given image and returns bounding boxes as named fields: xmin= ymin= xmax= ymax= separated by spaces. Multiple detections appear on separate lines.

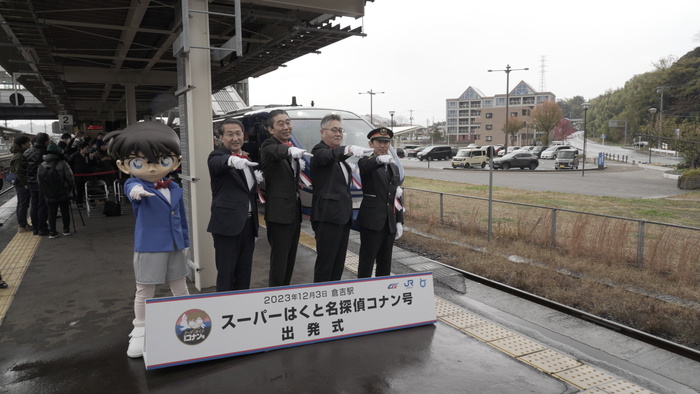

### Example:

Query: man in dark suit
xmin=260 ymin=110 xmax=310 ymax=287
xmin=310 ymin=114 xmax=373 ymax=282
xmin=357 ymin=127 xmax=404 ymax=278
xmin=207 ymin=118 xmax=260 ymax=292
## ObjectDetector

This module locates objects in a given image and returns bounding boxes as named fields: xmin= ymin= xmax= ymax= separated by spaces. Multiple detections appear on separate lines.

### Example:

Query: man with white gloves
xmin=207 ymin=118 xmax=260 ymax=292
xmin=356 ymin=127 xmax=405 ymax=278
xmin=310 ymin=114 xmax=373 ymax=283
xmin=260 ymin=109 xmax=311 ymax=287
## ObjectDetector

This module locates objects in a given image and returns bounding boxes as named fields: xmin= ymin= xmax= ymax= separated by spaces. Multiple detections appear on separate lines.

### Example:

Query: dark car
xmin=396 ymin=148 xmax=405 ymax=158
xmin=491 ymin=152 xmax=539 ymax=170
xmin=530 ymin=146 xmax=547 ymax=158
xmin=417 ymin=145 xmax=453 ymax=161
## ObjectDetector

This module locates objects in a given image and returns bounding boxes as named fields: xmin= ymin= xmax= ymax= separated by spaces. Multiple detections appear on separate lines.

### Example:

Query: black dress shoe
xmin=0 ymin=280 xmax=8 ymax=289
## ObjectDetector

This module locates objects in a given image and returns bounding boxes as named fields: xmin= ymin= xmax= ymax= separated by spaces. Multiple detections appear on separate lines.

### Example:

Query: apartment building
xmin=446 ymin=81 xmax=556 ymax=145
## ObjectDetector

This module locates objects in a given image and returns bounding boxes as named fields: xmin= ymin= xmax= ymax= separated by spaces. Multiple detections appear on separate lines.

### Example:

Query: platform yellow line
xmin=0 ymin=231 xmax=40 ymax=325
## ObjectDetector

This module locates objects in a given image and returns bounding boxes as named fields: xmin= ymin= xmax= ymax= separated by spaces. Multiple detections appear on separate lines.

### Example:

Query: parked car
xmin=404 ymin=145 xmax=423 ymax=158
xmin=491 ymin=152 xmax=539 ymax=170
xmin=417 ymin=145 xmax=453 ymax=161
xmin=530 ymin=146 xmax=547 ymax=158
xmin=633 ymin=141 xmax=649 ymax=148
xmin=466 ymin=143 xmax=481 ymax=149
xmin=451 ymin=148 xmax=489 ymax=169
xmin=540 ymin=145 xmax=572 ymax=159
xmin=516 ymin=145 xmax=535 ymax=152
xmin=554 ymin=149 xmax=580 ymax=170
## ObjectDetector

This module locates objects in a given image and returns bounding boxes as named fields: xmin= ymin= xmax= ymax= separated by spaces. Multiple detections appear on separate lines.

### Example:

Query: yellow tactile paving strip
xmin=291 ymin=224 xmax=654 ymax=393
xmin=0 ymin=231 xmax=41 ymax=325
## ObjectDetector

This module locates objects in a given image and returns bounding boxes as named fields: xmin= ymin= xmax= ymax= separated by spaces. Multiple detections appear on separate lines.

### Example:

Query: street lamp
xmin=486 ymin=65 xmax=528 ymax=242
xmin=648 ymin=107 xmax=657 ymax=163
xmin=581 ymin=102 xmax=590 ymax=177
xmin=488 ymin=65 xmax=529 ymax=152
xmin=359 ymin=90 xmax=385 ymax=126
xmin=389 ymin=110 xmax=395 ymax=131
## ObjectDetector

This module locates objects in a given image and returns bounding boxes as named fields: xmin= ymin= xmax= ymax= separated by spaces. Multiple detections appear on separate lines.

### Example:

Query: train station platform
xmin=0 ymin=197 xmax=699 ymax=393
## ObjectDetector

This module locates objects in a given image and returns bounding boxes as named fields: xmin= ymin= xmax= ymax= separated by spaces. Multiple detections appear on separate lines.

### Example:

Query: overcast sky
xmin=249 ymin=0 xmax=700 ymax=127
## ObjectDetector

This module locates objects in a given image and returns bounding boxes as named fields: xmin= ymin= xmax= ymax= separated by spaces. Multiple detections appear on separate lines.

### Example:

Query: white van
xmin=451 ymin=148 xmax=488 ymax=169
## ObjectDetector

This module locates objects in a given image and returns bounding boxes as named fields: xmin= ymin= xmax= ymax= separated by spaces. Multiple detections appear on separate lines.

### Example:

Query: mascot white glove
xmin=227 ymin=155 xmax=259 ymax=170
xmin=377 ymin=154 xmax=394 ymax=164
xmin=395 ymin=222 xmax=403 ymax=240
xmin=395 ymin=186 xmax=403 ymax=199
xmin=129 ymin=184 xmax=155 ymax=201
xmin=346 ymin=145 xmax=373 ymax=158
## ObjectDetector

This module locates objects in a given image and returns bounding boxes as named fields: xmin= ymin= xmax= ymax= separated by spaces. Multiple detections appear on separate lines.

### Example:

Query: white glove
xmin=129 ymin=184 xmax=155 ymax=201
xmin=395 ymin=186 xmax=403 ymax=199
xmin=288 ymin=146 xmax=307 ymax=159
xmin=377 ymin=154 xmax=394 ymax=164
xmin=395 ymin=222 xmax=403 ymax=240
xmin=254 ymin=169 xmax=264 ymax=184
xmin=181 ymin=247 xmax=190 ymax=260
xmin=346 ymin=145 xmax=373 ymax=158
xmin=227 ymin=155 xmax=259 ymax=170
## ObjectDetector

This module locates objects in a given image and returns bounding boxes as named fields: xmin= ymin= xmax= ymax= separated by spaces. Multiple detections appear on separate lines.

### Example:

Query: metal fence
xmin=403 ymin=187 xmax=700 ymax=281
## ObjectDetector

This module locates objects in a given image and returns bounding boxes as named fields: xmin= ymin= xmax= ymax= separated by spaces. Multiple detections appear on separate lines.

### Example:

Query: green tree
xmin=557 ymin=96 xmax=586 ymax=119
xmin=530 ymin=100 xmax=563 ymax=146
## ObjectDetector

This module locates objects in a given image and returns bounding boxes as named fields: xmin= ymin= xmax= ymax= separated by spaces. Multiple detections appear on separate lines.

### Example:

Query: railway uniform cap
xmin=367 ymin=127 xmax=393 ymax=141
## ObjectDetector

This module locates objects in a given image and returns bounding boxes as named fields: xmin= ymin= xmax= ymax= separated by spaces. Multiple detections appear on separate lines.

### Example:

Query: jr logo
xmin=404 ymin=279 xmax=414 ymax=289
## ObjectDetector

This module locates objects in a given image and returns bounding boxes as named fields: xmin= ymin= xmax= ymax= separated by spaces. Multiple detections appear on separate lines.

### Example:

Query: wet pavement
xmin=0 ymin=195 xmax=699 ymax=393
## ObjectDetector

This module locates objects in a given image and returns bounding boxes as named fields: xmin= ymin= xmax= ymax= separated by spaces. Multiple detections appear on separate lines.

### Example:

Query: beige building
xmin=446 ymin=81 xmax=556 ymax=146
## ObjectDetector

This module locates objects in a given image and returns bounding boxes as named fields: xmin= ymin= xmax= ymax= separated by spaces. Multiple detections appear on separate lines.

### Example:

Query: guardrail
xmin=403 ymin=187 xmax=699 ymax=275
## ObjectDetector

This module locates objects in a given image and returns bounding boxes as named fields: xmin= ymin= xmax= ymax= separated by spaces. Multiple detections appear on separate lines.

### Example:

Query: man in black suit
xmin=207 ymin=118 xmax=260 ymax=291
xmin=260 ymin=110 xmax=310 ymax=287
xmin=310 ymin=114 xmax=373 ymax=282
xmin=357 ymin=127 xmax=404 ymax=278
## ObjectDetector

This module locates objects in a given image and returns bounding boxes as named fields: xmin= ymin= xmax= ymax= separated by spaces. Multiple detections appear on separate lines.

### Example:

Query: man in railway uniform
xmin=356 ymin=127 xmax=404 ymax=278
xmin=105 ymin=122 xmax=190 ymax=359
xmin=207 ymin=118 xmax=260 ymax=292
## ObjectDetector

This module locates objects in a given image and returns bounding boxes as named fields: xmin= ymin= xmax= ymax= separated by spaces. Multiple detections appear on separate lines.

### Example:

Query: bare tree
xmin=530 ymin=101 xmax=563 ymax=146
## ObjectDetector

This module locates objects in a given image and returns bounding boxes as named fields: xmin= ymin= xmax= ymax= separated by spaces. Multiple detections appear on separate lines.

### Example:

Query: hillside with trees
xmin=584 ymin=47 xmax=700 ymax=168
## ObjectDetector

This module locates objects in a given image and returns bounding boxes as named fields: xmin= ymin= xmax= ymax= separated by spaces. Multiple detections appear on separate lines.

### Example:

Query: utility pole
xmin=358 ymin=89 xmax=384 ymax=126
xmin=409 ymin=109 xmax=414 ymax=126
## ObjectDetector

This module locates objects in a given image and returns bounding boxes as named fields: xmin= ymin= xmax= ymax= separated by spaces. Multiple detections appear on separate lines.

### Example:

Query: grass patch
xmin=400 ymin=176 xmax=700 ymax=350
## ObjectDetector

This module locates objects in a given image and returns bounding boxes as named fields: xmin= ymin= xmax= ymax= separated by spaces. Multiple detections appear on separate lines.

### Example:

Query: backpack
xmin=103 ymin=201 xmax=121 ymax=217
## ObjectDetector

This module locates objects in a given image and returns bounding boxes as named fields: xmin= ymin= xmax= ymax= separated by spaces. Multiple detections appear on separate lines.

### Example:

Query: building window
xmin=485 ymin=112 xmax=492 ymax=118
xmin=536 ymin=95 xmax=549 ymax=103
xmin=523 ymin=97 xmax=535 ymax=105
xmin=470 ymin=101 xmax=481 ymax=108
xmin=485 ymin=124 xmax=493 ymax=130
xmin=447 ymin=101 xmax=458 ymax=108
xmin=459 ymin=102 xmax=469 ymax=108
xmin=482 ymin=100 xmax=493 ymax=108
xmin=510 ymin=112 xmax=518 ymax=117
xmin=459 ymin=110 xmax=469 ymax=117
xmin=471 ymin=110 xmax=481 ymax=116
xmin=522 ymin=109 xmax=530 ymax=116
xmin=509 ymin=97 xmax=521 ymax=105
xmin=496 ymin=98 xmax=506 ymax=106
xmin=486 ymin=136 xmax=492 ymax=141
xmin=448 ymin=110 xmax=457 ymax=117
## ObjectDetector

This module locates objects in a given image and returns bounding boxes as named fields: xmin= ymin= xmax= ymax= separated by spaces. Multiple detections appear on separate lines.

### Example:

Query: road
xmin=398 ymin=157 xmax=687 ymax=199
xmin=566 ymin=131 xmax=683 ymax=167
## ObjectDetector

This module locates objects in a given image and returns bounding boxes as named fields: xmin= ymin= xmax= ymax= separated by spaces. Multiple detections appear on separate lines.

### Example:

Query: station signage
xmin=144 ymin=273 xmax=436 ymax=370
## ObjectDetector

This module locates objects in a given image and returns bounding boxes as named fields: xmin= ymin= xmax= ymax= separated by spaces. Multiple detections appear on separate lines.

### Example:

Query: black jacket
xmin=22 ymin=142 xmax=47 ymax=184
xmin=38 ymin=153 xmax=75 ymax=203
xmin=9 ymin=142 xmax=29 ymax=186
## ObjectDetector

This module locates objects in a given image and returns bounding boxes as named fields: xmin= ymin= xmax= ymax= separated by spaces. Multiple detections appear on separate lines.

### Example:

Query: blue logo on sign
xmin=404 ymin=279 xmax=414 ymax=289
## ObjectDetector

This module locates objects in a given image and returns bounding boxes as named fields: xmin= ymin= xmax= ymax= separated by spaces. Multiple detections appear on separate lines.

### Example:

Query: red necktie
xmin=154 ymin=179 xmax=171 ymax=189
xmin=232 ymin=152 xmax=249 ymax=159
xmin=281 ymin=141 xmax=293 ymax=147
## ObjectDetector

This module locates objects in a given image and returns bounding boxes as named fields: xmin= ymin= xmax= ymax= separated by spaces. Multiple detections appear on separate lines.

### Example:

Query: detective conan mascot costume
xmin=105 ymin=122 xmax=190 ymax=358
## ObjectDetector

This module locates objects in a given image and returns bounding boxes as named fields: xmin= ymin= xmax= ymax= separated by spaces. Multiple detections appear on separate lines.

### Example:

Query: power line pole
xmin=358 ymin=89 xmax=384 ymax=126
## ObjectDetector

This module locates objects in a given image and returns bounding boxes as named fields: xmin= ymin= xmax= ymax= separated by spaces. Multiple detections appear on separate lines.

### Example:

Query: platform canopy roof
xmin=0 ymin=0 xmax=370 ymax=123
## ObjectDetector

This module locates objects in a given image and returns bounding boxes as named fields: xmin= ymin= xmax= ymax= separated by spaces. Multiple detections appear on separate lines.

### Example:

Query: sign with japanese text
xmin=143 ymin=273 xmax=436 ymax=369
